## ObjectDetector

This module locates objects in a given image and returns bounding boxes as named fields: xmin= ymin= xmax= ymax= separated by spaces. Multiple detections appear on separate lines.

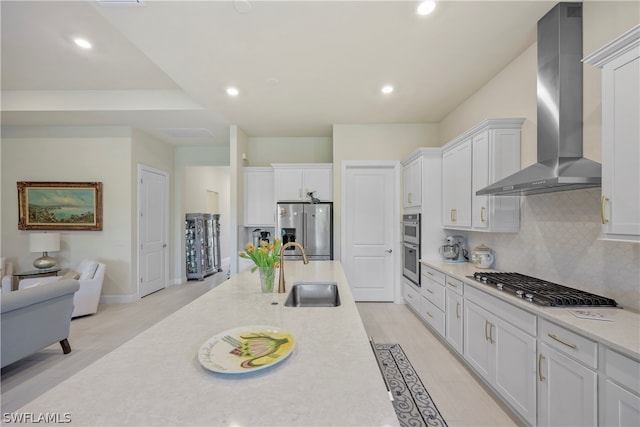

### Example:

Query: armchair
xmin=19 ymin=260 xmax=105 ymax=318
xmin=1 ymin=260 xmax=14 ymax=293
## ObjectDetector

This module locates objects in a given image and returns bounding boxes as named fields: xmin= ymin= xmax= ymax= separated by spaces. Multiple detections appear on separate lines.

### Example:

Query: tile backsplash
xmin=460 ymin=188 xmax=640 ymax=312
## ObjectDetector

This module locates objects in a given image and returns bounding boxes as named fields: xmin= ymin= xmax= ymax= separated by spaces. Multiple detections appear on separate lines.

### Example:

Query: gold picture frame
xmin=17 ymin=182 xmax=103 ymax=231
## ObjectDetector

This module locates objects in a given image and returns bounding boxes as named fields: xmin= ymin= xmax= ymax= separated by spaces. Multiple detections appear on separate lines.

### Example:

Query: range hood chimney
xmin=477 ymin=2 xmax=601 ymax=196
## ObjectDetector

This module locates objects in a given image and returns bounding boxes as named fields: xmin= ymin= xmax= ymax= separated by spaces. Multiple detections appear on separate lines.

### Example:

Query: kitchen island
xmin=15 ymin=261 xmax=399 ymax=426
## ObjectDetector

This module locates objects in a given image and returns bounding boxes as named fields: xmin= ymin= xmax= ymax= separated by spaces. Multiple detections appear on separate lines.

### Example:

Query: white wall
xmin=230 ymin=126 xmax=249 ymax=274
xmin=1 ymin=127 xmax=134 ymax=297
xmin=247 ymin=137 xmax=332 ymax=166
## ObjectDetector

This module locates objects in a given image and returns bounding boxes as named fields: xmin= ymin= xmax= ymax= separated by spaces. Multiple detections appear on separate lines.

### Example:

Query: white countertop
xmin=422 ymin=259 xmax=640 ymax=361
xmin=17 ymin=261 xmax=399 ymax=426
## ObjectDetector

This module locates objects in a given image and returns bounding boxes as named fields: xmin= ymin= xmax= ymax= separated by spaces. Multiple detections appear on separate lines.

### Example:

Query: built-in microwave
xmin=402 ymin=214 xmax=420 ymax=245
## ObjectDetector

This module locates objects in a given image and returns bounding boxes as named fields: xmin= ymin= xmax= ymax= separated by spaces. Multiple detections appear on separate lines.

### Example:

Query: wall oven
xmin=402 ymin=214 xmax=421 ymax=286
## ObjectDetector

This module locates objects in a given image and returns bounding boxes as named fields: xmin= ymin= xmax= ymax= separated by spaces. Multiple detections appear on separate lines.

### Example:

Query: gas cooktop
xmin=468 ymin=272 xmax=618 ymax=307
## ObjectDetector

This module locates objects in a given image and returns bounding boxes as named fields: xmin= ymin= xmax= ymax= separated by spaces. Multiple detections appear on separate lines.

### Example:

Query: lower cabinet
xmin=403 ymin=279 xmax=421 ymax=313
xmin=537 ymin=342 xmax=597 ymax=426
xmin=420 ymin=296 xmax=445 ymax=337
xmin=407 ymin=263 xmax=640 ymax=427
xmin=537 ymin=318 xmax=598 ymax=426
xmin=602 ymin=347 xmax=640 ymax=427
xmin=464 ymin=290 xmax=537 ymax=426
xmin=445 ymin=283 xmax=464 ymax=354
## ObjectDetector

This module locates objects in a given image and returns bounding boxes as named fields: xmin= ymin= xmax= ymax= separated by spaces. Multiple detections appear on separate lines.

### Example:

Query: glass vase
xmin=259 ymin=266 xmax=277 ymax=293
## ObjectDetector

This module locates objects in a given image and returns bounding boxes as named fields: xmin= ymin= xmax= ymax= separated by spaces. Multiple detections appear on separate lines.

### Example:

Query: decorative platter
xmin=198 ymin=325 xmax=295 ymax=374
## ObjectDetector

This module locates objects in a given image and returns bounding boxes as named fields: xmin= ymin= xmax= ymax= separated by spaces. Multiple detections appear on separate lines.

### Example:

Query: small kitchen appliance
xmin=259 ymin=230 xmax=271 ymax=243
xmin=439 ymin=235 xmax=467 ymax=263
xmin=252 ymin=229 xmax=262 ymax=247
xmin=471 ymin=244 xmax=494 ymax=269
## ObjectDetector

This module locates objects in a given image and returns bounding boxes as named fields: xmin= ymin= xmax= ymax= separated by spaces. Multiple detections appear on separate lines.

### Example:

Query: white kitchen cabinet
xmin=421 ymin=266 xmax=446 ymax=337
xmin=537 ymin=319 xmax=598 ymax=427
xmin=273 ymin=163 xmax=333 ymax=202
xmin=442 ymin=139 xmax=472 ymax=228
xmin=244 ymin=167 xmax=275 ymax=226
xmin=402 ymin=156 xmax=422 ymax=208
xmin=445 ymin=285 xmax=464 ymax=354
xmin=471 ymin=120 xmax=523 ymax=232
xmin=584 ymin=25 xmax=640 ymax=241
xmin=403 ymin=278 xmax=421 ymax=313
xmin=602 ymin=347 xmax=640 ymax=427
xmin=464 ymin=287 xmax=537 ymax=426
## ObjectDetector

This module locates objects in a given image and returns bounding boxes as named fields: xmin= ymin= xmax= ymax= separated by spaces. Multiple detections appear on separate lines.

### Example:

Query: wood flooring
xmin=2 ymin=276 xmax=521 ymax=426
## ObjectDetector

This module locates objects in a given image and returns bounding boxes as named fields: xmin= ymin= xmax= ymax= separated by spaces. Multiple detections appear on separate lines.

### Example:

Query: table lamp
xmin=29 ymin=232 xmax=60 ymax=269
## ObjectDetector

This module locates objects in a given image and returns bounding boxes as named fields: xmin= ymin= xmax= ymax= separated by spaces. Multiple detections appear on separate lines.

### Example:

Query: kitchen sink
xmin=284 ymin=282 xmax=341 ymax=307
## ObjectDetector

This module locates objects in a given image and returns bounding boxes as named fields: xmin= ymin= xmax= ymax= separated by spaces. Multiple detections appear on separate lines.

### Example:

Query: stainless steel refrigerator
xmin=277 ymin=202 xmax=333 ymax=260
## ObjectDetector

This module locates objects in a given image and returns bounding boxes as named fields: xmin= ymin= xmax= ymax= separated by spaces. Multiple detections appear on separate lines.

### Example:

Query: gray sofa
xmin=1 ymin=279 xmax=80 ymax=368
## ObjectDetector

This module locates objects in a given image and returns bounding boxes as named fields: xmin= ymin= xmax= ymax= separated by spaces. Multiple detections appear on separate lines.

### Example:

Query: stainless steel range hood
xmin=477 ymin=2 xmax=601 ymax=196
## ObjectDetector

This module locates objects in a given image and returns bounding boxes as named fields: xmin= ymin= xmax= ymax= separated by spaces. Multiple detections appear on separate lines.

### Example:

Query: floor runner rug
xmin=375 ymin=343 xmax=448 ymax=427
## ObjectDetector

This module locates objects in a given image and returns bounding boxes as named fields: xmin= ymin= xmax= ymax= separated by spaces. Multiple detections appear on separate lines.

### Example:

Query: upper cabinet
xmin=402 ymin=155 xmax=422 ymax=209
xmin=584 ymin=25 xmax=640 ymax=242
xmin=272 ymin=163 xmax=333 ymax=202
xmin=442 ymin=139 xmax=472 ymax=228
xmin=244 ymin=167 xmax=275 ymax=226
xmin=472 ymin=122 xmax=522 ymax=232
xmin=442 ymin=118 xmax=523 ymax=232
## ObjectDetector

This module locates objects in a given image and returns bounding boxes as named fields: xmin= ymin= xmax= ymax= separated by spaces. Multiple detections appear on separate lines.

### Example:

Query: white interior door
xmin=139 ymin=166 xmax=168 ymax=297
xmin=343 ymin=163 xmax=397 ymax=301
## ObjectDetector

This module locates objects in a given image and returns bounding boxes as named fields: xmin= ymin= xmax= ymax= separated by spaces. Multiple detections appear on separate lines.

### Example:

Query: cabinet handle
xmin=489 ymin=323 xmax=495 ymax=344
xmin=426 ymin=311 xmax=433 ymax=318
xmin=485 ymin=320 xmax=491 ymax=341
xmin=426 ymin=271 xmax=434 ymax=276
xmin=548 ymin=333 xmax=577 ymax=349
xmin=450 ymin=209 xmax=454 ymax=221
xmin=538 ymin=354 xmax=546 ymax=382
xmin=408 ymin=192 xmax=412 ymax=204
xmin=481 ymin=206 xmax=486 ymax=222
xmin=426 ymin=288 xmax=434 ymax=294
xmin=456 ymin=302 xmax=461 ymax=319
xmin=447 ymin=281 xmax=457 ymax=288
xmin=601 ymin=195 xmax=610 ymax=224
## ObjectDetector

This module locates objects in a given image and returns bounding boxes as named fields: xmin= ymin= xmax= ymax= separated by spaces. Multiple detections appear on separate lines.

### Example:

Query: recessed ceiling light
xmin=226 ymin=87 xmax=239 ymax=96
xmin=74 ymin=38 xmax=92 ymax=49
xmin=381 ymin=85 xmax=394 ymax=94
xmin=416 ymin=0 xmax=436 ymax=16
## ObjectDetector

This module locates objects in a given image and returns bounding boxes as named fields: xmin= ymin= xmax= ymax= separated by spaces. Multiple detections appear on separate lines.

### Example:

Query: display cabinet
xmin=186 ymin=213 xmax=221 ymax=280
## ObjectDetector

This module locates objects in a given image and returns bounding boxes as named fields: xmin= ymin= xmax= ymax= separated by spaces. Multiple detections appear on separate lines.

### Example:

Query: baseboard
xmin=99 ymin=294 xmax=139 ymax=304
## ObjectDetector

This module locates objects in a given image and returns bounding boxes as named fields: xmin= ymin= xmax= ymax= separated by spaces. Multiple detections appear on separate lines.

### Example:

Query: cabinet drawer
xmin=422 ymin=265 xmax=445 ymax=285
xmin=604 ymin=348 xmax=640 ymax=394
xmin=422 ymin=277 xmax=445 ymax=311
xmin=445 ymin=275 xmax=464 ymax=295
xmin=465 ymin=285 xmax=536 ymax=336
xmin=539 ymin=318 xmax=597 ymax=369
xmin=404 ymin=282 xmax=420 ymax=312
xmin=421 ymin=296 xmax=445 ymax=337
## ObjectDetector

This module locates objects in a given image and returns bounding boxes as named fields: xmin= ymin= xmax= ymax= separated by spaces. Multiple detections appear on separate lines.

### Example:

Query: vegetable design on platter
xmin=222 ymin=332 xmax=291 ymax=368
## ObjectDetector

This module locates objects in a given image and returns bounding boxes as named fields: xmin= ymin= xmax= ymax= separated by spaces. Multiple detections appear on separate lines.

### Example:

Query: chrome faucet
xmin=278 ymin=242 xmax=309 ymax=293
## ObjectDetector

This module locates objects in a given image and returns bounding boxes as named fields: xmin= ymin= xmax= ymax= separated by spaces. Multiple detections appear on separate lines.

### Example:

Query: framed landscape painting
xmin=17 ymin=182 xmax=103 ymax=230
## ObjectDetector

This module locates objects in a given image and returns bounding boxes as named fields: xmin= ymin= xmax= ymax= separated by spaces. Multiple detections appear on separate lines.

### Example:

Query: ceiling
xmin=1 ymin=0 xmax=556 ymax=146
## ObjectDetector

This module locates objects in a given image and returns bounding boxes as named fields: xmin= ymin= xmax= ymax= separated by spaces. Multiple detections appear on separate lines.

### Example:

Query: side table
xmin=12 ymin=267 xmax=61 ymax=291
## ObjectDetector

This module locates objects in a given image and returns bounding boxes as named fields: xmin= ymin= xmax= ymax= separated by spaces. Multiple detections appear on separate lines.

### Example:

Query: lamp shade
xmin=29 ymin=233 xmax=60 ymax=253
